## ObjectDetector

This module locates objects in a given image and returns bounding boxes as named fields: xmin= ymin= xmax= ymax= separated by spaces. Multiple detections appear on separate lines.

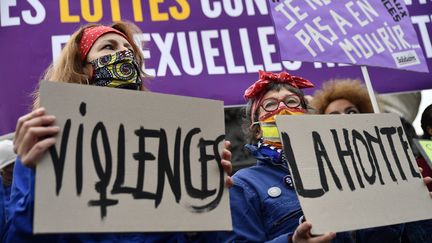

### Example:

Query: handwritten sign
xmin=275 ymin=113 xmax=432 ymax=234
xmin=414 ymin=139 xmax=432 ymax=169
xmin=269 ymin=0 xmax=428 ymax=72
xmin=34 ymin=81 xmax=231 ymax=233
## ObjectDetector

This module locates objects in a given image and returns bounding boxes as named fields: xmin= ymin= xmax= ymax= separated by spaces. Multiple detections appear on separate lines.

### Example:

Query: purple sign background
xmin=269 ymin=0 xmax=428 ymax=72
xmin=0 ymin=0 xmax=431 ymax=135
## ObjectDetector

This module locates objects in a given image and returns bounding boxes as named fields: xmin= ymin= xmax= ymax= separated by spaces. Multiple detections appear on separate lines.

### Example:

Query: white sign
xmin=34 ymin=81 xmax=231 ymax=233
xmin=275 ymin=113 xmax=432 ymax=234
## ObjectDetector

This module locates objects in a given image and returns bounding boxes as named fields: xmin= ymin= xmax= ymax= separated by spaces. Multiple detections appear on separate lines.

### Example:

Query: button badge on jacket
xmin=267 ymin=186 xmax=282 ymax=197
xmin=284 ymin=175 xmax=294 ymax=189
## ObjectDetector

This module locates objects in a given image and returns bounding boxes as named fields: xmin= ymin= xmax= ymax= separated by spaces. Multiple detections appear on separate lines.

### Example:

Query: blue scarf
xmin=257 ymin=139 xmax=288 ymax=169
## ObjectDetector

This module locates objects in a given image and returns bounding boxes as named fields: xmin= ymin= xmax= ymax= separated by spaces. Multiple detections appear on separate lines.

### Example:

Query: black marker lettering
xmin=155 ymin=128 xmax=181 ymax=207
xmin=88 ymin=122 xmax=118 ymax=219
xmin=352 ymin=130 xmax=376 ymax=185
xmin=76 ymin=102 xmax=86 ymax=196
xmin=381 ymin=127 xmax=406 ymax=181
xmin=312 ymin=131 xmax=342 ymax=191
xmin=397 ymin=126 xmax=420 ymax=178
xmin=331 ymin=129 xmax=356 ymax=190
xmin=49 ymin=119 xmax=71 ymax=195
xmin=281 ymin=132 xmax=324 ymax=198
xmin=363 ymin=128 xmax=384 ymax=185
xmin=183 ymin=128 xmax=205 ymax=198
xmin=375 ymin=127 xmax=397 ymax=182
xmin=189 ymin=135 xmax=225 ymax=213
xmin=111 ymin=124 xmax=135 ymax=194
xmin=132 ymin=127 xmax=158 ymax=202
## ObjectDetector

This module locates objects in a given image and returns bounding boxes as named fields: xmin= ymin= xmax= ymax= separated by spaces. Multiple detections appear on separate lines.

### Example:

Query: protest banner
xmin=269 ymin=0 xmax=430 ymax=113
xmin=414 ymin=139 xmax=432 ymax=168
xmin=1 ymin=1 xmax=432 ymax=135
xmin=275 ymin=113 xmax=432 ymax=234
xmin=33 ymin=81 xmax=231 ymax=233
xmin=269 ymin=0 xmax=428 ymax=72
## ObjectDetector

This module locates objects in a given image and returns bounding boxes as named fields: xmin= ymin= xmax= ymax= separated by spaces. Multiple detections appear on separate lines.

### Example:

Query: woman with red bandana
xmin=6 ymin=22 xmax=232 ymax=243
xmin=221 ymin=71 xmax=416 ymax=243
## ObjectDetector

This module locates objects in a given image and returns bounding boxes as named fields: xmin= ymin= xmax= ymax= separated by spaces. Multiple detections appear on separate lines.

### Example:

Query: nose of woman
xmin=278 ymin=101 xmax=288 ymax=109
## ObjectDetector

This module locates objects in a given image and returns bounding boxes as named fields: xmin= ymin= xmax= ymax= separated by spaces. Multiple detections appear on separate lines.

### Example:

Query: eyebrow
xmin=123 ymin=41 xmax=132 ymax=49
xmin=98 ymin=39 xmax=132 ymax=49
xmin=344 ymin=106 xmax=359 ymax=112
xmin=263 ymin=94 xmax=297 ymax=100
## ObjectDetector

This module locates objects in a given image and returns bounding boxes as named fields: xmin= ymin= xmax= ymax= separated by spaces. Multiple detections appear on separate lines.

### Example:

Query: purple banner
xmin=269 ymin=0 xmax=428 ymax=72
xmin=0 ymin=0 xmax=431 ymax=135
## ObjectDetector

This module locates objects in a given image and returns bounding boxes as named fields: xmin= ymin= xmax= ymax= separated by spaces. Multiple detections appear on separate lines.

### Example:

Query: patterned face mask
xmin=89 ymin=50 xmax=142 ymax=90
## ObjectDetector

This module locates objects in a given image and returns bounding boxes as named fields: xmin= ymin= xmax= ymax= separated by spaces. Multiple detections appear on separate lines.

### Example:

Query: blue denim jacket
xmin=222 ymin=144 xmax=404 ymax=243
xmin=0 ymin=175 xmax=5 ymax=241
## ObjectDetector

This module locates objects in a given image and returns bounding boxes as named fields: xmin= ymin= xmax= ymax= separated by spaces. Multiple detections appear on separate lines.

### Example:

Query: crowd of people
xmin=1 ymin=20 xmax=432 ymax=243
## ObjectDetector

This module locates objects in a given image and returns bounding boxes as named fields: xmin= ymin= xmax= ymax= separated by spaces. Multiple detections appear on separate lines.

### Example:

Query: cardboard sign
xmin=275 ymin=113 xmax=432 ymax=234
xmin=414 ymin=139 xmax=432 ymax=169
xmin=34 ymin=81 xmax=231 ymax=233
xmin=269 ymin=0 xmax=428 ymax=72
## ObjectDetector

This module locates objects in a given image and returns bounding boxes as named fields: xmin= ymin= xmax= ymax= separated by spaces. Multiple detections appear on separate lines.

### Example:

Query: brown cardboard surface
xmin=276 ymin=113 xmax=432 ymax=234
xmin=34 ymin=81 xmax=231 ymax=233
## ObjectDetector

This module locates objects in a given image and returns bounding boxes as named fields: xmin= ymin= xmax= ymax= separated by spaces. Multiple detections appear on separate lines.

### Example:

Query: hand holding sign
xmin=13 ymin=107 xmax=60 ymax=168
xmin=420 ymin=172 xmax=432 ymax=197
xmin=293 ymin=222 xmax=336 ymax=243
xmin=221 ymin=140 xmax=234 ymax=188
xmin=13 ymin=107 xmax=234 ymax=188
xmin=276 ymin=113 xmax=432 ymax=234
xmin=33 ymin=81 xmax=232 ymax=233
xmin=8 ymin=20 xmax=233 ymax=241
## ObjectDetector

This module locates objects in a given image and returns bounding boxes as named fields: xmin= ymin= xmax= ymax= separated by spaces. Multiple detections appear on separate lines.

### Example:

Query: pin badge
xmin=267 ymin=187 xmax=282 ymax=198
xmin=284 ymin=175 xmax=293 ymax=188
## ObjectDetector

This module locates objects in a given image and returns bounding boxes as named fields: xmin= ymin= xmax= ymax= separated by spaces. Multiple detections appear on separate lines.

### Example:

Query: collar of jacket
xmin=244 ymin=144 xmax=289 ymax=172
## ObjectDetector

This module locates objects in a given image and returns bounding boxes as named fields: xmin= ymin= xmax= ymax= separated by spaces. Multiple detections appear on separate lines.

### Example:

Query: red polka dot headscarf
xmin=79 ymin=26 xmax=129 ymax=61
xmin=244 ymin=70 xmax=314 ymax=123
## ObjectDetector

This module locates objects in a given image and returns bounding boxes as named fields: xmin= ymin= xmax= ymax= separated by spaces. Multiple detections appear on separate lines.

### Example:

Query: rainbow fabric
xmin=259 ymin=109 xmax=305 ymax=146
xmin=90 ymin=50 xmax=142 ymax=90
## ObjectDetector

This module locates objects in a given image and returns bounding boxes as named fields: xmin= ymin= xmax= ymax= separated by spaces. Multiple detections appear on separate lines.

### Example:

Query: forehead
xmin=92 ymin=32 xmax=130 ymax=46
xmin=326 ymin=99 xmax=356 ymax=111
xmin=262 ymin=87 xmax=295 ymax=100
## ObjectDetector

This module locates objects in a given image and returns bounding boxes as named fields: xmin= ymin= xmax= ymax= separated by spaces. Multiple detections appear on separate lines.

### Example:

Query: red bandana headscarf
xmin=244 ymin=70 xmax=314 ymax=123
xmin=79 ymin=26 xmax=129 ymax=61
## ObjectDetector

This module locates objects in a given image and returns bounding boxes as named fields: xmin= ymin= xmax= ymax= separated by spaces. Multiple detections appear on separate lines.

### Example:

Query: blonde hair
xmin=310 ymin=79 xmax=373 ymax=114
xmin=33 ymin=21 xmax=147 ymax=109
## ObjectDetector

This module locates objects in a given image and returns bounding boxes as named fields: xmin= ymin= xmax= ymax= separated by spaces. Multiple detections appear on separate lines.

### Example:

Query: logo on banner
xmin=392 ymin=50 xmax=420 ymax=68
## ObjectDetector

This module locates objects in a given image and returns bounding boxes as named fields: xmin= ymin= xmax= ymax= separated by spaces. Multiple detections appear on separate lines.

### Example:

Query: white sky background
xmin=413 ymin=89 xmax=432 ymax=136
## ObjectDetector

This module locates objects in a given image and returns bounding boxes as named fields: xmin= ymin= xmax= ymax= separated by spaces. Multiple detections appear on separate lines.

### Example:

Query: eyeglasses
xmin=260 ymin=95 xmax=302 ymax=112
